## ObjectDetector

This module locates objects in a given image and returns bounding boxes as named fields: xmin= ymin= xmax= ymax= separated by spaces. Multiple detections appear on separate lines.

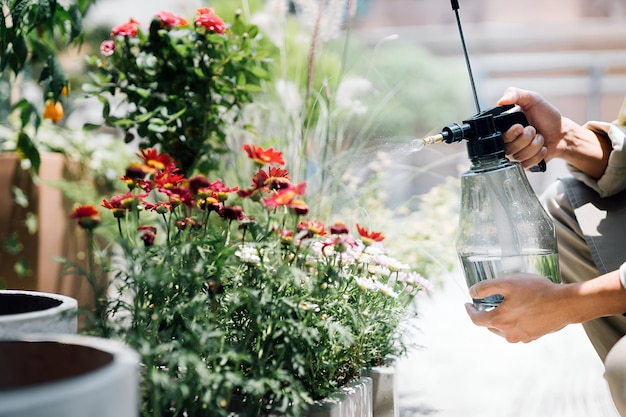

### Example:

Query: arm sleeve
xmin=566 ymin=121 xmax=626 ymax=198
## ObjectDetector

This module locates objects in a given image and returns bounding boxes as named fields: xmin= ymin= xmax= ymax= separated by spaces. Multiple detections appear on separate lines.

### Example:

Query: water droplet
xmin=408 ymin=138 xmax=424 ymax=153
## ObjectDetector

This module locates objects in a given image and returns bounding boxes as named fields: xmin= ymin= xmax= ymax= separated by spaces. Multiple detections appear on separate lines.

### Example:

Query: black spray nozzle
xmin=421 ymin=104 xmax=547 ymax=171
xmin=465 ymin=114 xmax=505 ymax=161
xmin=425 ymin=104 xmax=527 ymax=144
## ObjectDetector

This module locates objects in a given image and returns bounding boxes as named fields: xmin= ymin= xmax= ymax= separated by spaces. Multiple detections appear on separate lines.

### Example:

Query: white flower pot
xmin=0 ymin=334 xmax=140 ymax=417
xmin=308 ymin=377 xmax=373 ymax=417
xmin=367 ymin=366 xmax=398 ymax=417
xmin=230 ymin=377 xmax=373 ymax=417
xmin=0 ymin=290 xmax=77 ymax=338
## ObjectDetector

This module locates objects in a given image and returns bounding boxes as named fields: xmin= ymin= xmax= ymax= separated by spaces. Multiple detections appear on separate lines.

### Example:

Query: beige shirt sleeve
xmin=567 ymin=96 xmax=626 ymax=198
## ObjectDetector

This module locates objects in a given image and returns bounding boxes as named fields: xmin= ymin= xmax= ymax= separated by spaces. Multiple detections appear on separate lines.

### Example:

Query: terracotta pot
xmin=0 ymin=153 xmax=98 ymax=307
xmin=0 ymin=289 xmax=77 ymax=338
xmin=0 ymin=334 xmax=139 ymax=417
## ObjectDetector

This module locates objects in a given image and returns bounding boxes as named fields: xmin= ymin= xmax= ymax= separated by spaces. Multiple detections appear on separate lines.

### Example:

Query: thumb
xmin=496 ymin=86 xmax=541 ymax=111
xmin=469 ymin=279 xmax=510 ymax=300
xmin=496 ymin=86 xmax=521 ymax=106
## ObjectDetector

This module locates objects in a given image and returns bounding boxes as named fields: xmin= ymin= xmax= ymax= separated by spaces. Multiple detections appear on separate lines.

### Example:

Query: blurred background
xmin=86 ymin=0 xmax=626 ymax=194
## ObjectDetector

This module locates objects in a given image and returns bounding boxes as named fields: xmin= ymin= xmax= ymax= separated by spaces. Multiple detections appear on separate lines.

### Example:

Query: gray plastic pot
xmin=0 ymin=334 xmax=139 ymax=417
xmin=0 ymin=289 xmax=77 ymax=338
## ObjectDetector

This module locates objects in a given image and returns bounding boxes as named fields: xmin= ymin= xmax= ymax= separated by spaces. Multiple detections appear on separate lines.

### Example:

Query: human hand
xmin=497 ymin=87 xmax=564 ymax=168
xmin=464 ymin=273 xmax=569 ymax=343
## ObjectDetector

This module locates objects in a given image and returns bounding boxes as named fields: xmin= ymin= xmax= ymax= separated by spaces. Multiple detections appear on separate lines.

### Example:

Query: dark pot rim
xmin=0 ymin=290 xmax=77 ymax=319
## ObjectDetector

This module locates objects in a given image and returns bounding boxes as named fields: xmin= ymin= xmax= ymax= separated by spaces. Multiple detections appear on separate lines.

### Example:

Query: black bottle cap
xmin=464 ymin=115 xmax=506 ymax=160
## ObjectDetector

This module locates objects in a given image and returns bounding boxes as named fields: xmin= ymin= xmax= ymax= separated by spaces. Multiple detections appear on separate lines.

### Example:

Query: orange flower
xmin=243 ymin=144 xmax=285 ymax=166
xmin=356 ymin=224 xmax=385 ymax=245
xmin=43 ymin=99 xmax=63 ymax=123
xmin=70 ymin=205 xmax=101 ymax=230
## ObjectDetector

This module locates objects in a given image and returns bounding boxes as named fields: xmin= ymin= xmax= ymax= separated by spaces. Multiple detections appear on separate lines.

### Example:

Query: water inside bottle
xmin=460 ymin=252 xmax=560 ymax=311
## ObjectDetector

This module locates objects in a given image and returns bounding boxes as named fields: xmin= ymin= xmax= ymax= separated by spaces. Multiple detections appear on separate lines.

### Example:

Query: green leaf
xmin=39 ymin=55 xmax=68 ymax=99
xmin=148 ymin=119 xmax=168 ymax=133
xmin=247 ymin=66 xmax=269 ymax=80
xmin=82 ymin=123 xmax=102 ymax=131
xmin=13 ymin=258 xmax=30 ymax=277
xmin=67 ymin=4 xmax=83 ymax=41
xmin=12 ymin=99 xmax=37 ymax=128
xmin=165 ymin=107 xmax=186 ymax=124
xmin=9 ymin=35 xmax=28 ymax=74
xmin=16 ymin=131 xmax=41 ymax=173
xmin=3 ymin=233 xmax=23 ymax=255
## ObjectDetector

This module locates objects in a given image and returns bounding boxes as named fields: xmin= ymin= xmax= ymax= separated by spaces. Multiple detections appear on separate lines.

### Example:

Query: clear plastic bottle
xmin=456 ymin=117 xmax=561 ymax=311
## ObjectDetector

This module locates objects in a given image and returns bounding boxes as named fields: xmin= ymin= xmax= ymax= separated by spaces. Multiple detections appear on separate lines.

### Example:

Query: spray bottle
xmin=421 ymin=0 xmax=561 ymax=310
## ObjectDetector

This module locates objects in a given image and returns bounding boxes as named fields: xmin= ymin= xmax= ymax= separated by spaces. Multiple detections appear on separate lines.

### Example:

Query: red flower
xmin=322 ymin=235 xmax=357 ymax=254
xmin=278 ymin=229 xmax=294 ymax=243
xmin=330 ymin=222 xmax=349 ymax=235
xmin=154 ymin=170 xmax=186 ymax=190
xmin=100 ymin=40 xmax=115 ymax=56
xmin=138 ymin=148 xmax=174 ymax=173
xmin=222 ymin=205 xmax=244 ymax=221
xmin=155 ymin=11 xmax=188 ymax=28
xmin=289 ymin=199 xmax=309 ymax=216
xmin=102 ymin=192 xmax=146 ymax=217
xmin=205 ymin=179 xmax=239 ymax=202
xmin=297 ymin=220 xmax=327 ymax=238
xmin=138 ymin=225 xmax=157 ymax=246
xmin=198 ymin=196 xmax=221 ymax=212
xmin=253 ymin=167 xmax=291 ymax=191
xmin=143 ymin=200 xmax=173 ymax=214
xmin=176 ymin=217 xmax=202 ymax=231
xmin=70 ymin=205 xmax=101 ymax=230
xmin=356 ymin=223 xmax=385 ymax=245
xmin=263 ymin=183 xmax=306 ymax=209
xmin=194 ymin=7 xmax=225 ymax=34
xmin=188 ymin=174 xmax=211 ymax=194
xmin=164 ymin=187 xmax=194 ymax=208
xmin=111 ymin=18 xmax=140 ymax=37
xmin=243 ymin=144 xmax=285 ymax=166
xmin=124 ymin=162 xmax=151 ymax=180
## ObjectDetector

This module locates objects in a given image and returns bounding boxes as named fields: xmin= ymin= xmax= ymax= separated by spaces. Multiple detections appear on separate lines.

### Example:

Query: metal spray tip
xmin=422 ymin=134 xmax=444 ymax=146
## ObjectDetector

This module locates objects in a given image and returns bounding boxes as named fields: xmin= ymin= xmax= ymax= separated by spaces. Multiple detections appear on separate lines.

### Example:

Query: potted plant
xmin=67 ymin=3 xmax=465 ymax=416
xmin=69 ymin=144 xmax=430 ymax=417
xmin=83 ymin=7 xmax=269 ymax=176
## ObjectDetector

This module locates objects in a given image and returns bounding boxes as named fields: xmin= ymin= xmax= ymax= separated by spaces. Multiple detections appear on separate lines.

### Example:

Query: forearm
xmin=562 ymin=270 xmax=626 ymax=323
xmin=556 ymin=117 xmax=612 ymax=179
